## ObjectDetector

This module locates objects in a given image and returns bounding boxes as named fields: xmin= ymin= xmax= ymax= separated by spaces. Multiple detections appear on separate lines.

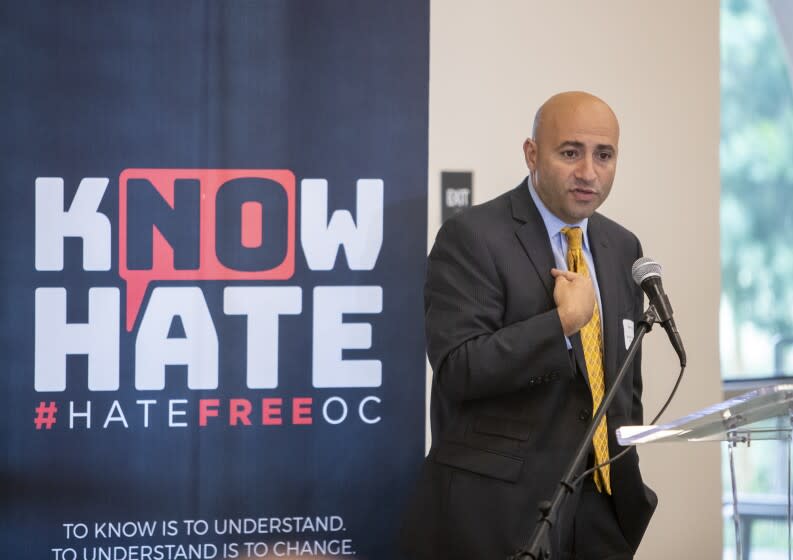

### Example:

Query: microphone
xmin=631 ymin=257 xmax=686 ymax=367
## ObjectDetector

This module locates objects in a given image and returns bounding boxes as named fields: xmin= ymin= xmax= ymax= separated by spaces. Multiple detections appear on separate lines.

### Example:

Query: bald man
xmin=401 ymin=92 xmax=657 ymax=559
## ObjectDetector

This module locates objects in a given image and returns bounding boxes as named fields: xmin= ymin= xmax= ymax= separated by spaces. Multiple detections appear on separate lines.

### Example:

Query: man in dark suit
xmin=401 ymin=92 xmax=657 ymax=559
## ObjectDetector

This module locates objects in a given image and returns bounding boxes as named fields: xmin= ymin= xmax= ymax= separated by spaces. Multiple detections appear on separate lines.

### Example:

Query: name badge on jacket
xmin=623 ymin=319 xmax=635 ymax=349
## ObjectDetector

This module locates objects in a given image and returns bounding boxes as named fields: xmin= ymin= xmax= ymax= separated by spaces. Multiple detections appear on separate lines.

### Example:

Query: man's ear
xmin=523 ymin=138 xmax=538 ymax=171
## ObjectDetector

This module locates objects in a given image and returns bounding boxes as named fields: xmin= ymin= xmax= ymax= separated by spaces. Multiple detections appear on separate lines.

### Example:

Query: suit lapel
xmin=588 ymin=215 xmax=621 ymax=391
xmin=510 ymin=182 xmax=589 ymax=385
xmin=510 ymin=181 xmax=556 ymax=303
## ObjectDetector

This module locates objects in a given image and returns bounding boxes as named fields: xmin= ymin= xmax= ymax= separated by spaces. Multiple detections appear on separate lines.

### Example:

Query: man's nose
xmin=575 ymin=155 xmax=597 ymax=183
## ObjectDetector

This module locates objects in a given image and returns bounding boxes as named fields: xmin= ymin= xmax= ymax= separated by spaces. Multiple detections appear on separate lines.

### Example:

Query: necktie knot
xmin=561 ymin=226 xmax=584 ymax=251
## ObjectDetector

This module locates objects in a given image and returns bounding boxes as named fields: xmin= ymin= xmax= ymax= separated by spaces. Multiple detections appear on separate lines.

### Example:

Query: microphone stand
xmin=508 ymin=304 xmax=661 ymax=560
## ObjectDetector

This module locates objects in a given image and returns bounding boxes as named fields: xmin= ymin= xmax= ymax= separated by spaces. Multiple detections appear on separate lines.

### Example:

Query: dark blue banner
xmin=0 ymin=2 xmax=428 ymax=558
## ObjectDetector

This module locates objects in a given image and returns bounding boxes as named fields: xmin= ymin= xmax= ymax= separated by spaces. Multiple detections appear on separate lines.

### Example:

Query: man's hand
xmin=551 ymin=268 xmax=596 ymax=337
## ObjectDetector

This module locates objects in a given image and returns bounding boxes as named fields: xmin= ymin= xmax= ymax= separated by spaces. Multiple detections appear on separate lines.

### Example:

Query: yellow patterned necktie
xmin=561 ymin=226 xmax=611 ymax=494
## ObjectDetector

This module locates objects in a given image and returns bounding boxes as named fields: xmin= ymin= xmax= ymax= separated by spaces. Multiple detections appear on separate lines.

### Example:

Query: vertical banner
xmin=0 ymin=2 xmax=428 ymax=559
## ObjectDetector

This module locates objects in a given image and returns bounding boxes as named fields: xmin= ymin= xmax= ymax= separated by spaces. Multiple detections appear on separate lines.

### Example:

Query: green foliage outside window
xmin=722 ymin=0 xmax=793 ymax=378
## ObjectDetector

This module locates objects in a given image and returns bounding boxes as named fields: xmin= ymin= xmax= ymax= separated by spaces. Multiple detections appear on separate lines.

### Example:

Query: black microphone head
xmin=632 ymin=257 xmax=662 ymax=286
xmin=631 ymin=257 xmax=686 ymax=366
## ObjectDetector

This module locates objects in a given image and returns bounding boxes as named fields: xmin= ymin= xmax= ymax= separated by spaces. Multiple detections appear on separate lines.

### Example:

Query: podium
xmin=617 ymin=384 xmax=793 ymax=560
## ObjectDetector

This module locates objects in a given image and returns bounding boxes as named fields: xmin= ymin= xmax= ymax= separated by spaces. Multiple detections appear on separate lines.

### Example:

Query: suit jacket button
xmin=579 ymin=409 xmax=591 ymax=422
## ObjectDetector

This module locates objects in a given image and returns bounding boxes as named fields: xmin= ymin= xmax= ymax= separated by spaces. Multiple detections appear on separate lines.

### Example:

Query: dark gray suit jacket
xmin=401 ymin=180 xmax=657 ymax=559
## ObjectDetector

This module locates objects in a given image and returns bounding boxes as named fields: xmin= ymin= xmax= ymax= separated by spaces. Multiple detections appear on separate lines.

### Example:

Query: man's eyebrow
xmin=555 ymin=141 xmax=585 ymax=150
xmin=554 ymin=140 xmax=615 ymax=152
xmin=595 ymin=144 xmax=616 ymax=152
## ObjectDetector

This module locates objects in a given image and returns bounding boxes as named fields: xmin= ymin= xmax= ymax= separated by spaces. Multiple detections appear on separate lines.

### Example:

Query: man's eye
xmin=562 ymin=150 xmax=578 ymax=158
xmin=597 ymin=152 xmax=612 ymax=161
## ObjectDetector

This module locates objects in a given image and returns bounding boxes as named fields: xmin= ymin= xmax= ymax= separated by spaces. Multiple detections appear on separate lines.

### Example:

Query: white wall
xmin=428 ymin=1 xmax=722 ymax=557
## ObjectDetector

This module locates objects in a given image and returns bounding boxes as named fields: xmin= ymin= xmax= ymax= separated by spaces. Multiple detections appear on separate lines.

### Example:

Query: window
xmin=721 ymin=0 xmax=793 ymax=381
xmin=721 ymin=1 xmax=793 ymax=558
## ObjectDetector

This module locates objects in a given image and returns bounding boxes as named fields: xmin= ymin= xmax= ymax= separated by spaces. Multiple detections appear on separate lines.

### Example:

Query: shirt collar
xmin=527 ymin=175 xmax=590 ymax=249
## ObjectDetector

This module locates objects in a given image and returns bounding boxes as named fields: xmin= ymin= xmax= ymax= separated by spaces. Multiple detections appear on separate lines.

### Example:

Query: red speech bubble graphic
xmin=119 ymin=169 xmax=296 ymax=331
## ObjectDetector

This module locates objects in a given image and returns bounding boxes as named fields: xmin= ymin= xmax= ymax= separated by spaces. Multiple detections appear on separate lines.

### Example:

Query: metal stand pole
xmin=727 ymin=432 xmax=743 ymax=560
xmin=787 ymin=410 xmax=792 ymax=560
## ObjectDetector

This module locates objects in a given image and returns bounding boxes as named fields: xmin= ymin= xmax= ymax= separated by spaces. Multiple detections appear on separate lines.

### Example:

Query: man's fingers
xmin=551 ymin=268 xmax=579 ymax=281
